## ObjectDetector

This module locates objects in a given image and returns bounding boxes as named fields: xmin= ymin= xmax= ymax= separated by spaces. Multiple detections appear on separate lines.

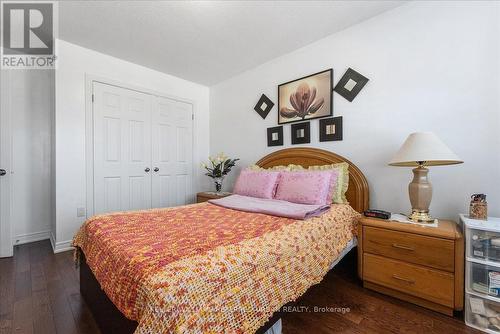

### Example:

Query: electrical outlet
xmin=77 ymin=207 xmax=86 ymax=217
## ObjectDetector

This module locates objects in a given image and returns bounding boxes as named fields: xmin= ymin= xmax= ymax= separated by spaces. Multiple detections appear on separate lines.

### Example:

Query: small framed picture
xmin=291 ymin=122 xmax=310 ymax=145
xmin=267 ymin=126 xmax=283 ymax=146
xmin=319 ymin=117 xmax=343 ymax=142
xmin=254 ymin=94 xmax=275 ymax=119
xmin=334 ymin=68 xmax=369 ymax=102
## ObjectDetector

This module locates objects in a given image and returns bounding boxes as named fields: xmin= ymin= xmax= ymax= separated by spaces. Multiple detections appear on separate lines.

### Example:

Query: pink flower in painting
xmin=280 ymin=83 xmax=325 ymax=119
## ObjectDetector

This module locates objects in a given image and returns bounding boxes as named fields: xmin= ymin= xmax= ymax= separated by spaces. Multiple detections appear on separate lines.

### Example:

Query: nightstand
xmin=196 ymin=191 xmax=232 ymax=203
xmin=358 ymin=216 xmax=464 ymax=316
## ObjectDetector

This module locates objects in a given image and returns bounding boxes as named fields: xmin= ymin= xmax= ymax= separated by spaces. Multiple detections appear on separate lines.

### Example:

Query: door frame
xmin=85 ymin=74 xmax=197 ymax=218
xmin=0 ymin=70 xmax=13 ymax=257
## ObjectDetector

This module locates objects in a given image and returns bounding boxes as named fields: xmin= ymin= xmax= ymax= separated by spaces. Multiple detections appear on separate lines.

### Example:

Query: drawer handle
xmin=392 ymin=243 xmax=414 ymax=251
xmin=392 ymin=274 xmax=415 ymax=284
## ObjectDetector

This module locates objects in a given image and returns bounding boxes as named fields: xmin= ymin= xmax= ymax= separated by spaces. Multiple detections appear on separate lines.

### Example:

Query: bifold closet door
xmin=93 ymin=82 xmax=153 ymax=214
xmin=152 ymin=97 xmax=193 ymax=208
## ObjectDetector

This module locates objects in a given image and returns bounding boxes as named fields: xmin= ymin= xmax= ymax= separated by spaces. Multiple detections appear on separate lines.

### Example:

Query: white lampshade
xmin=389 ymin=132 xmax=463 ymax=167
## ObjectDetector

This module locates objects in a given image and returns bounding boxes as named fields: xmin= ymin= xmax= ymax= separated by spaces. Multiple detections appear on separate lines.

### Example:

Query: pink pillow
xmin=233 ymin=169 xmax=281 ymax=199
xmin=275 ymin=170 xmax=338 ymax=205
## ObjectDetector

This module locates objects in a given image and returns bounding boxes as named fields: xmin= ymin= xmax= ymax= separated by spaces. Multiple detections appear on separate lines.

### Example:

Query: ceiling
xmin=59 ymin=1 xmax=404 ymax=86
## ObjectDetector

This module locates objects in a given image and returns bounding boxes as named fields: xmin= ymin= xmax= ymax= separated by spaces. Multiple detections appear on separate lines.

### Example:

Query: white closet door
xmin=152 ymin=97 xmax=193 ymax=208
xmin=0 ymin=71 xmax=12 ymax=257
xmin=93 ymin=82 xmax=153 ymax=214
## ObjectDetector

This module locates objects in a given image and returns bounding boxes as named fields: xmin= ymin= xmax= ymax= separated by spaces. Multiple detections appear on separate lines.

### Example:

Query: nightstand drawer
xmin=363 ymin=253 xmax=454 ymax=307
xmin=363 ymin=226 xmax=455 ymax=272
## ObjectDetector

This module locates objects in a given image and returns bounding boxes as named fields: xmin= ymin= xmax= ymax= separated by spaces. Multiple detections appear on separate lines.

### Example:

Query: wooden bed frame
xmin=80 ymin=147 xmax=369 ymax=334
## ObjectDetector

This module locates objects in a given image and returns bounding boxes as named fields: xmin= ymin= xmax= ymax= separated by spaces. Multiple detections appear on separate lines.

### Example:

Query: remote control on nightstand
xmin=363 ymin=209 xmax=391 ymax=220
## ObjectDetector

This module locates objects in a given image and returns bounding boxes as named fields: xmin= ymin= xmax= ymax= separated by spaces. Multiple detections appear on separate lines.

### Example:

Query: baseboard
xmin=50 ymin=231 xmax=56 ymax=251
xmin=52 ymin=239 xmax=74 ymax=253
xmin=13 ymin=230 xmax=51 ymax=245
xmin=49 ymin=231 xmax=74 ymax=254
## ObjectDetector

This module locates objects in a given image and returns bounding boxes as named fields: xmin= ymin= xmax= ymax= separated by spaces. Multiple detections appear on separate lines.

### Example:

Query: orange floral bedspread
xmin=73 ymin=202 xmax=359 ymax=334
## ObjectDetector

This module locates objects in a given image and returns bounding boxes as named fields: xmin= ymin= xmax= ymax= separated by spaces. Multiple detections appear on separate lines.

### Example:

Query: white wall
xmin=8 ymin=70 xmax=54 ymax=245
xmin=54 ymin=40 xmax=210 ymax=249
xmin=210 ymin=2 xmax=500 ymax=220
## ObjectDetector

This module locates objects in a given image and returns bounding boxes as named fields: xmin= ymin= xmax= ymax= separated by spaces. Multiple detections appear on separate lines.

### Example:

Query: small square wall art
xmin=267 ymin=126 xmax=283 ymax=146
xmin=334 ymin=68 xmax=369 ymax=102
xmin=291 ymin=122 xmax=310 ymax=145
xmin=319 ymin=117 xmax=343 ymax=142
xmin=254 ymin=94 xmax=275 ymax=119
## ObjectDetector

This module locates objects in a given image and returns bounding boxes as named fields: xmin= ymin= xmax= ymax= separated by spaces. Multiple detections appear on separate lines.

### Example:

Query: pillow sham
xmin=233 ymin=169 xmax=281 ymax=199
xmin=247 ymin=164 xmax=302 ymax=172
xmin=274 ymin=170 xmax=338 ymax=205
xmin=307 ymin=163 xmax=349 ymax=204
xmin=248 ymin=162 xmax=349 ymax=204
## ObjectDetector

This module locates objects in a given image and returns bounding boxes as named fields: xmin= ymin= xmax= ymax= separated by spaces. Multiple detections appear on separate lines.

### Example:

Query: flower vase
xmin=214 ymin=177 xmax=224 ymax=193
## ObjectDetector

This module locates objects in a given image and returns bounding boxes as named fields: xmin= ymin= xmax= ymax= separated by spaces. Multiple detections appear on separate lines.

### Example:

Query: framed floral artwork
xmin=278 ymin=69 xmax=333 ymax=124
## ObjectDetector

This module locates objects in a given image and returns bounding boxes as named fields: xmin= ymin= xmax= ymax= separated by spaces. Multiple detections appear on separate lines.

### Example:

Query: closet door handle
xmin=0 ymin=169 xmax=6 ymax=176
xmin=144 ymin=167 xmax=151 ymax=173
xmin=153 ymin=167 xmax=159 ymax=172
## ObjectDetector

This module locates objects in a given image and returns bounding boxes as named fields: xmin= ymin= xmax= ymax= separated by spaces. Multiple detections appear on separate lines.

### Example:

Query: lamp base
xmin=408 ymin=165 xmax=434 ymax=224
xmin=409 ymin=210 xmax=434 ymax=223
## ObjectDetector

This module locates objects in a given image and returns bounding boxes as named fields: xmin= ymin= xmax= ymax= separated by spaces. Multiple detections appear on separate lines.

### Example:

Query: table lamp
xmin=389 ymin=132 xmax=463 ymax=223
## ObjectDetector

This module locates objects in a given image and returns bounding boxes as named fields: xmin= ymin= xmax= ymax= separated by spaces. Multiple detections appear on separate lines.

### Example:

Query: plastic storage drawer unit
xmin=466 ymin=293 xmax=500 ymax=333
xmin=469 ymin=262 xmax=500 ymax=297
xmin=469 ymin=229 xmax=500 ymax=262
xmin=463 ymin=214 xmax=500 ymax=333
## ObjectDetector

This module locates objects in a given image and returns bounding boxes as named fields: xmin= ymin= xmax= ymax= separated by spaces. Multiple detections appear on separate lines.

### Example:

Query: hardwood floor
xmin=0 ymin=240 xmax=480 ymax=334
xmin=0 ymin=240 xmax=99 ymax=334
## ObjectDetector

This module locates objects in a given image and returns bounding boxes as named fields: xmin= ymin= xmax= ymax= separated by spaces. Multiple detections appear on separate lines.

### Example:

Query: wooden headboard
xmin=255 ymin=147 xmax=369 ymax=213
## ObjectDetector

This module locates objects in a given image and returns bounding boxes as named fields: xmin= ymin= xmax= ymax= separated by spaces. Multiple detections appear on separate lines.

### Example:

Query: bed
xmin=75 ymin=147 xmax=369 ymax=334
